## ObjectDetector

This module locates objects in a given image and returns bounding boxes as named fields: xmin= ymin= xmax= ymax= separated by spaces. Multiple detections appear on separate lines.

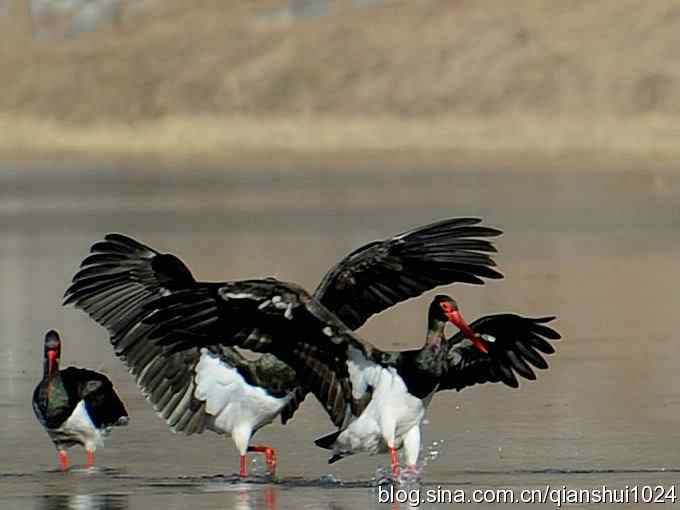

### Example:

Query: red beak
xmin=47 ymin=350 xmax=57 ymax=377
xmin=445 ymin=310 xmax=488 ymax=354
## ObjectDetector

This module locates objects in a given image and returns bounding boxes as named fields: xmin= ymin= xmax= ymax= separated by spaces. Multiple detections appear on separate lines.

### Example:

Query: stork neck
xmin=426 ymin=317 xmax=447 ymax=346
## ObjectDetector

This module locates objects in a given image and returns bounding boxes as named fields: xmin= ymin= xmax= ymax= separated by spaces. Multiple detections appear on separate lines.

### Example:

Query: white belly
xmin=47 ymin=400 xmax=104 ymax=451
xmin=194 ymin=348 xmax=289 ymax=437
xmin=336 ymin=365 xmax=430 ymax=455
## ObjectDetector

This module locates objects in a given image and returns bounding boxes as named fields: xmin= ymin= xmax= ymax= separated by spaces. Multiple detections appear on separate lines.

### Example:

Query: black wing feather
xmin=63 ymin=234 xmax=226 ymax=434
xmin=144 ymin=278 xmax=376 ymax=428
xmin=314 ymin=218 xmax=503 ymax=329
xmin=440 ymin=315 xmax=560 ymax=392
xmin=65 ymin=235 xmax=370 ymax=428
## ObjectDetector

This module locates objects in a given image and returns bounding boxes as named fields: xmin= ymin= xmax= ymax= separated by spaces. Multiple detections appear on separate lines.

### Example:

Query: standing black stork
xmin=63 ymin=218 xmax=502 ymax=477
xmin=32 ymin=330 xmax=129 ymax=471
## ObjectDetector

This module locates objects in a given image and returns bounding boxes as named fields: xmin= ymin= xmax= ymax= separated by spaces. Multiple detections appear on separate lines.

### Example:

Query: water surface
xmin=1 ymin=164 xmax=679 ymax=508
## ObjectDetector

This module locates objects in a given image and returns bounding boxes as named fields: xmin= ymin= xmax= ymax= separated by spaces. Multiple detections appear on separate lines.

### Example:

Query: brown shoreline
xmin=1 ymin=115 xmax=679 ymax=173
xmin=2 ymin=147 xmax=679 ymax=175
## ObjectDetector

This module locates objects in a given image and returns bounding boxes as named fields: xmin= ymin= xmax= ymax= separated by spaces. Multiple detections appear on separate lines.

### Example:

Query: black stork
xmin=63 ymin=218 xmax=503 ymax=477
xmin=32 ymin=330 xmax=129 ymax=471
xmin=138 ymin=279 xmax=560 ymax=478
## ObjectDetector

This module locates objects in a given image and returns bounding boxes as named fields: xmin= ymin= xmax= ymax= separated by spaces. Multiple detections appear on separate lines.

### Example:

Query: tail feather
xmin=314 ymin=430 xmax=341 ymax=450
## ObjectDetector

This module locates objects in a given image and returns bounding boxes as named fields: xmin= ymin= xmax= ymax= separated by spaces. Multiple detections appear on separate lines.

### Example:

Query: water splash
xmin=420 ymin=439 xmax=445 ymax=468
xmin=248 ymin=455 xmax=270 ymax=478
xmin=369 ymin=439 xmax=445 ymax=486
xmin=318 ymin=473 xmax=339 ymax=485
xmin=373 ymin=463 xmax=423 ymax=486
xmin=397 ymin=465 xmax=421 ymax=486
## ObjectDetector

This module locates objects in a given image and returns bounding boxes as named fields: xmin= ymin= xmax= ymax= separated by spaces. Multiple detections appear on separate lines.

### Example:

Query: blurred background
xmin=1 ymin=2 xmax=680 ymax=509
xmin=1 ymin=0 xmax=680 ymax=167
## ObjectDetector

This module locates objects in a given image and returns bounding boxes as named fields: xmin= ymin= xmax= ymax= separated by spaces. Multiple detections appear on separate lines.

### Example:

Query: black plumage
xmin=63 ymin=218 xmax=516 ymax=475
xmin=315 ymin=218 xmax=502 ymax=329
xmin=142 ymin=282 xmax=560 ymax=430
xmin=63 ymin=218 xmax=503 ymax=431
xmin=32 ymin=330 xmax=128 ymax=470
xmin=34 ymin=367 xmax=128 ymax=430
xmin=142 ymin=284 xmax=559 ymax=476
xmin=440 ymin=314 xmax=560 ymax=391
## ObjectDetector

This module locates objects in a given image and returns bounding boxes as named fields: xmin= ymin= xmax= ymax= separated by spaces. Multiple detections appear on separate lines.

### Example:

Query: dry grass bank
xmin=2 ymin=0 xmax=680 ymax=167
xmin=3 ymin=114 xmax=679 ymax=172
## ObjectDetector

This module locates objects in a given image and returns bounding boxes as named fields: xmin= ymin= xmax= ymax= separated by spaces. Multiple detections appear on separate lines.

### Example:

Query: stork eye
xmin=440 ymin=302 xmax=454 ymax=312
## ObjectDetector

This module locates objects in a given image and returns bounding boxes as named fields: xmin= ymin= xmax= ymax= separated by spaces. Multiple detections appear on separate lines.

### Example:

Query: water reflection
xmin=233 ymin=487 xmax=276 ymax=510
xmin=2 ymin=165 xmax=680 ymax=507
xmin=35 ymin=494 xmax=128 ymax=510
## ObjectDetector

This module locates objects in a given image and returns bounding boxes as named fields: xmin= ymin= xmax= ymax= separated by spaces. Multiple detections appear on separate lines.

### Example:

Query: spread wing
xmin=63 ymin=234 xmax=277 ymax=434
xmin=141 ymin=278 xmax=380 ymax=428
xmin=440 ymin=315 xmax=560 ymax=391
xmin=314 ymin=218 xmax=503 ymax=329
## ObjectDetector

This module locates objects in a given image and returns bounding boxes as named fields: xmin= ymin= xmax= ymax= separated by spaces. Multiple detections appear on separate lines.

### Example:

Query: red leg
xmin=265 ymin=448 xmax=276 ymax=475
xmin=389 ymin=447 xmax=400 ymax=478
xmin=85 ymin=449 xmax=94 ymax=468
xmin=239 ymin=454 xmax=247 ymax=478
xmin=248 ymin=445 xmax=277 ymax=476
xmin=58 ymin=450 xmax=69 ymax=472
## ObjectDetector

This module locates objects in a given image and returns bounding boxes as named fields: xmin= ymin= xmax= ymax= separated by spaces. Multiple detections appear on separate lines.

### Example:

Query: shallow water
xmin=1 ymin=164 xmax=679 ymax=509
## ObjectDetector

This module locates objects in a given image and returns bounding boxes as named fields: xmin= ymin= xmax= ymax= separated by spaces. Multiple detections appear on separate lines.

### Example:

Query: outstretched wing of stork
xmin=440 ymin=314 xmax=561 ymax=391
xmin=62 ymin=234 xmax=301 ymax=433
xmin=314 ymin=218 xmax=503 ymax=329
